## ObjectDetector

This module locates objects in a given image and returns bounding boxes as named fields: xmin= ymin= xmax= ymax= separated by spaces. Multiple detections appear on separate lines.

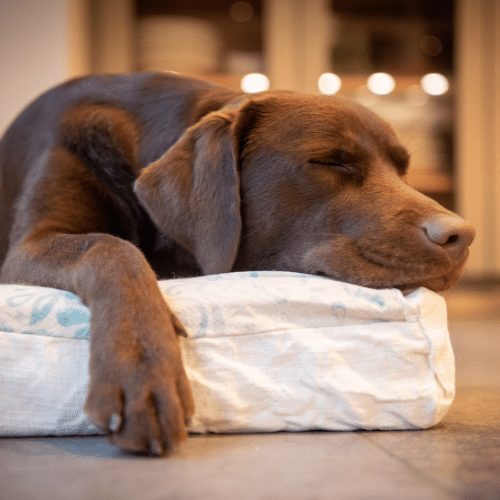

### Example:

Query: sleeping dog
xmin=0 ymin=73 xmax=474 ymax=455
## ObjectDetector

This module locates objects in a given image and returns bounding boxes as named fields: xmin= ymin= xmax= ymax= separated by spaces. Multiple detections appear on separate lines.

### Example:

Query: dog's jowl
xmin=0 ymin=73 xmax=475 ymax=455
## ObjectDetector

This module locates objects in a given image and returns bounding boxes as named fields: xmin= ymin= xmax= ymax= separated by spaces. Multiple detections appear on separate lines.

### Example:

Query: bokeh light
xmin=230 ymin=2 xmax=253 ymax=23
xmin=421 ymin=73 xmax=449 ymax=96
xmin=419 ymin=35 xmax=443 ymax=57
xmin=367 ymin=73 xmax=395 ymax=95
xmin=318 ymin=73 xmax=342 ymax=95
xmin=241 ymin=73 xmax=270 ymax=93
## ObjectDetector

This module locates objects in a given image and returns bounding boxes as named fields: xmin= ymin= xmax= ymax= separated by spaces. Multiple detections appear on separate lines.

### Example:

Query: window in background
xmin=328 ymin=0 xmax=455 ymax=208
xmin=129 ymin=0 xmax=454 ymax=207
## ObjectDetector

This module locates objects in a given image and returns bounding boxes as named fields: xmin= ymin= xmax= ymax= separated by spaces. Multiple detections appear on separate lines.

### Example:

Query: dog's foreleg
xmin=1 ymin=231 xmax=194 ymax=455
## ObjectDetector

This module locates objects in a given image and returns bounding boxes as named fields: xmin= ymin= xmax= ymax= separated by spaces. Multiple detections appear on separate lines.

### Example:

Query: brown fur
xmin=0 ymin=73 xmax=474 ymax=455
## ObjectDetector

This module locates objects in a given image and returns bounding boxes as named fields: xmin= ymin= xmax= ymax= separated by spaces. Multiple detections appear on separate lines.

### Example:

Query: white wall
xmin=0 ymin=0 xmax=90 ymax=135
xmin=456 ymin=0 xmax=500 ymax=277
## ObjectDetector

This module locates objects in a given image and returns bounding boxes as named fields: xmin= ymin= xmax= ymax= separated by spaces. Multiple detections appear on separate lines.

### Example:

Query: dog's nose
xmin=421 ymin=214 xmax=475 ymax=259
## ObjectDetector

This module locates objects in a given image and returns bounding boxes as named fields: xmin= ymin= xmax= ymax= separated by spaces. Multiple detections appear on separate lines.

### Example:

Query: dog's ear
xmin=134 ymin=106 xmax=249 ymax=275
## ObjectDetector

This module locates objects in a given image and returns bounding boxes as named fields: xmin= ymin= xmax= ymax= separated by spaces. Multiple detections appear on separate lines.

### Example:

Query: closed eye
xmin=309 ymin=158 xmax=343 ymax=167
xmin=308 ymin=159 xmax=354 ymax=173
xmin=308 ymin=148 xmax=358 ymax=168
xmin=308 ymin=157 xmax=362 ymax=182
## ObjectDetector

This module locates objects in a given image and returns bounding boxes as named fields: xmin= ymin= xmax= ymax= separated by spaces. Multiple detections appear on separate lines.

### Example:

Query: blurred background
xmin=0 ymin=0 xmax=499 ymax=283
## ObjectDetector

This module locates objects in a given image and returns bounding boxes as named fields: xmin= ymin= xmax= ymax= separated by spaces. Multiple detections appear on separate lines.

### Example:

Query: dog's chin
xmin=303 ymin=237 xmax=467 ymax=292
xmin=315 ymin=267 xmax=463 ymax=292
xmin=399 ymin=264 xmax=466 ymax=292
xmin=380 ymin=251 xmax=468 ymax=292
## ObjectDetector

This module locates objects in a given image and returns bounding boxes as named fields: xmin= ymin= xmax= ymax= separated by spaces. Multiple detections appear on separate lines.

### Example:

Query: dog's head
xmin=134 ymin=92 xmax=475 ymax=291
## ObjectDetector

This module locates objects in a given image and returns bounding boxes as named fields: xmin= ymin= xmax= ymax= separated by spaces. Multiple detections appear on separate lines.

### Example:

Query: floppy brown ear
xmin=134 ymin=109 xmax=243 ymax=275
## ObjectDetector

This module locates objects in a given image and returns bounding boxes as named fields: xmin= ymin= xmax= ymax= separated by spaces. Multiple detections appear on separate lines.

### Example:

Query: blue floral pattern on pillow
xmin=0 ymin=272 xmax=410 ymax=341
xmin=0 ymin=286 xmax=90 ymax=339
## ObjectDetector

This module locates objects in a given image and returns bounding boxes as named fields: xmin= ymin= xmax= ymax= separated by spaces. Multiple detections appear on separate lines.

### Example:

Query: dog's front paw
xmin=84 ymin=329 xmax=194 ymax=456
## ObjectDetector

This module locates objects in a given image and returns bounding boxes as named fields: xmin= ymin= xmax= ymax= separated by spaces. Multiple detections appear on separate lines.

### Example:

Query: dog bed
xmin=0 ymin=271 xmax=455 ymax=436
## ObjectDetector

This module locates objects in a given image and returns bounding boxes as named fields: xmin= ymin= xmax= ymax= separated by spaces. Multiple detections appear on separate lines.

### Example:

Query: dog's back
xmin=0 ymin=72 xmax=237 ymax=266
xmin=0 ymin=75 xmax=132 ymax=265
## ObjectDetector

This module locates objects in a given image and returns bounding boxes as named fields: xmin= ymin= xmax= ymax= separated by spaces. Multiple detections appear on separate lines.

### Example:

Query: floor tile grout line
xmin=358 ymin=432 xmax=459 ymax=497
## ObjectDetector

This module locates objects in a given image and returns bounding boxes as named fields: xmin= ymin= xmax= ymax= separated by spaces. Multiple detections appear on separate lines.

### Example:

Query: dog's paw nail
xmin=150 ymin=439 xmax=164 ymax=456
xmin=108 ymin=412 xmax=122 ymax=433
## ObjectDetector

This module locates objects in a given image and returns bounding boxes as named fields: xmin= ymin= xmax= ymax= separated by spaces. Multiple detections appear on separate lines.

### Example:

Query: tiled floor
xmin=1 ymin=284 xmax=499 ymax=499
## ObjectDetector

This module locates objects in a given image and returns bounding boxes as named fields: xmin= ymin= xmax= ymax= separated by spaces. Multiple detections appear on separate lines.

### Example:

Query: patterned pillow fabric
xmin=0 ymin=272 xmax=455 ymax=436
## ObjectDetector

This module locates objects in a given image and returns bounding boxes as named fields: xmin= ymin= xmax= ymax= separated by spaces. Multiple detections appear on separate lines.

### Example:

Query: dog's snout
xmin=421 ymin=214 xmax=475 ymax=259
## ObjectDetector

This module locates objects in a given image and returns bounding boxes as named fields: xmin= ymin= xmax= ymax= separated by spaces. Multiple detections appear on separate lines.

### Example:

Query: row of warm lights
xmin=241 ymin=72 xmax=450 ymax=96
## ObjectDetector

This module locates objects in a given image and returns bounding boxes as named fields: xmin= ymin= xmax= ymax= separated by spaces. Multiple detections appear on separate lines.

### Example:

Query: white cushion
xmin=0 ymin=271 xmax=455 ymax=436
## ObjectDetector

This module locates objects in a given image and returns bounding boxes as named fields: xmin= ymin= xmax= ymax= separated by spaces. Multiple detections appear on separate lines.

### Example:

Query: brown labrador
xmin=0 ymin=72 xmax=474 ymax=455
